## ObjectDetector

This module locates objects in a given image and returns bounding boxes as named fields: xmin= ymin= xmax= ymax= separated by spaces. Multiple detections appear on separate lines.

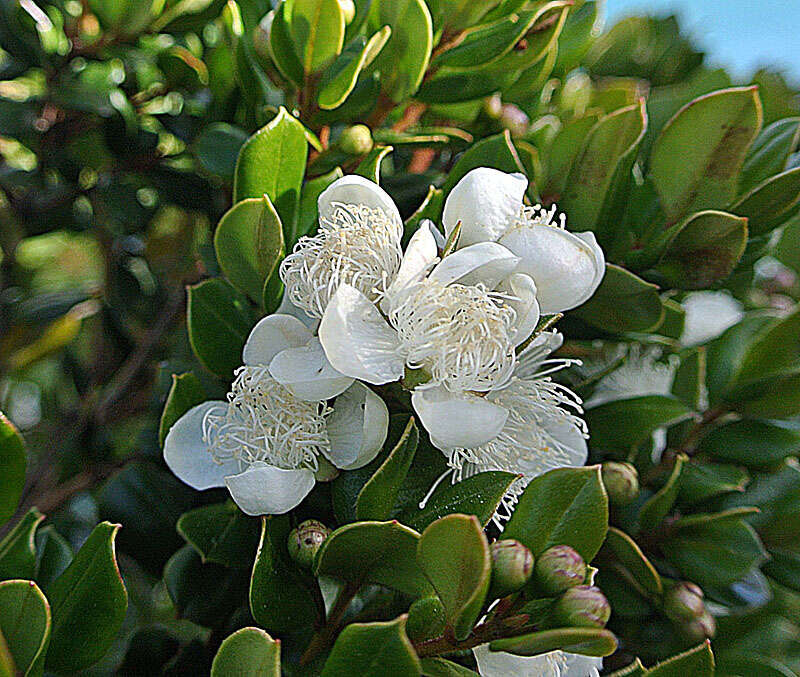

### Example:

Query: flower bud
xmin=338 ymin=124 xmax=373 ymax=156
xmin=682 ymin=609 xmax=716 ymax=642
xmin=406 ymin=596 xmax=446 ymax=642
xmin=287 ymin=519 xmax=330 ymax=569
xmin=663 ymin=581 xmax=705 ymax=622
xmin=489 ymin=539 xmax=534 ymax=598
xmin=338 ymin=0 xmax=356 ymax=24
xmin=500 ymin=104 xmax=529 ymax=138
xmin=534 ymin=545 xmax=586 ymax=595
xmin=483 ymin=94 xmax=503 ymax=119
xmin=553 ymin=585 xmax=611 ymax=628
xmin=601 ymin=461 xmax=639 ymax=506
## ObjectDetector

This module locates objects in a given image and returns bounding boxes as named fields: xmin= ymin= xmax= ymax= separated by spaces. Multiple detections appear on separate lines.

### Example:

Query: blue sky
xmin=605 ymin=0 xmax=800 ymax=84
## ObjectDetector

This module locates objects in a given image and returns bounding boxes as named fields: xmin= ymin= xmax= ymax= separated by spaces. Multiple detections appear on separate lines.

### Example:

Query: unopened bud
xmin=682 ymin=609 xmax=716 ymax=642
xmin=406 ymin=596 xmax=446 ymax=642
xmin=664 ymin=581 xmax=705 ymax=622
xmin=500 ymin=104 xmax=529 ymax=137
xmin=483 ymin=94 xmax=503 ymax=119
xmin=601 ymin=461 xmax=639 ymax=506
xmin=535 ymin=545 xmax=586 ymax=595
xmin=553 ymin=585 xmax=611 ymax=628
xmin=287 ymin=519 xmax=330 ymax=568
xmin=489 ymin=539 xmax=534 ymax=598
xmin=338 ymin=0 xmax=356 ymax=24
xmin=338 ymin=124 xmax=373 ymax=155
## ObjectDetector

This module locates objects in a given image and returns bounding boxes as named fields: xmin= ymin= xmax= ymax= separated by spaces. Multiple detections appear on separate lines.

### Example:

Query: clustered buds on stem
xmin=553 ymin=585 xmax=611 ymax=628
xmin=664 ymin=581 xmax=716 ymax=640
xmin=489 ymin=539 xmax=534 ymax=598
xmin=288 ymin=519 xmax=331 ymax=569
xmin=534 ymin=545 xmax=587 ymax=595
xmin=601 ymin=461 xmax=640 ymax=506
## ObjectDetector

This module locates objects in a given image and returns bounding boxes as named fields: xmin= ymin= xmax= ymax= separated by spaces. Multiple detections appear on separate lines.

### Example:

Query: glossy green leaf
xmin=600 ymin=527 xmax=662 ymax=595
xmin=585 ymin=396 xmax=695 ymax=457
xmin=357 ymin=417 xmax=419 ymax=521
xmin=679 ymin=461 xmax=749 ymax=504
xmin=0 ymin=580 xmax=50 ymax=677
xmin=427 ymin=0 xmax=502 ymax=33
xmin=417 ymin=515 xmax=490 ymax=640
xmin=314 ymin=521 xmax=431 ymax=597
xmin=158 ymin=372 xmax=205 ymax=448
xmin=739 ymin=117 xmax=800 ymax=194
xmin=763 ymin=548 xmax=800 ymax=592
xmin=420 ymin=657 xmax=478 ymax=676
xmin=355 ymin=145 xmax=393 ymax=183
xmin=649 ymin=87 xmax=762 ymax=221
xmin=367 ymin=0 xmax=433 ymax=102
xmin=573 ymin=264 xmax=664 ymax=333
xmin=233 ymin=108 xmax=308 ymax=242
xmin=732 ymin=167 xmax=800 ymax=236
xmin=177 ymin=502 xmax=260 ymax=568
xmin=543 ymin=113 xmax=601 ymax=200
xmin=716 ymin=655 xmax=794 ymax=677
xmin=504 ymin=466 xmax=608 ymax=561
xmin=699 ymin=420 xmax=800 ymax=468
xmin=0 ymin=413 xmax=25 ymax=526
xmin=607 ymin=659 xmax=646 ymax=676
xmin=638 ymin=454 xmax=686 ymax=532
xmin=646 ymin=641 xmax=714 ymax=676
xmin=298 ymin=167 xmax=343 ymax=239
xmin=490 ymin=627 xmax=618 ymax=658
xmin=33 ymin=527 xmax=72 ymax=593
xmin=269 ymin=1 xmax=305 ymax=85
xmin=45 ymin=522 xmax=128 ymax=674
xmin=320 ymin=615 xmax=421 ymax=676
xmin=401 ymin=471 xmax=517 ymax=532
xmin=0 ymin=510 xmax=43 ymax=582
xmin=443 ymin=131 xmax=526 ymax=196
xmin=290 ymin=0 xmax=346 ymax=74
xmin=214 ymin=196 xmax=285 ymax=304
xmin=193 ymin=122 xmax=248 ymax=180
xmin=671 ymin=347 xmax=706 ymax=409
xmin=187 ymin=278 xmax=252 ymax=378
xmin=250 ymin=516 xmax=319 ymax=634
xmin=211 ymin=627 xmax=280 ymax=677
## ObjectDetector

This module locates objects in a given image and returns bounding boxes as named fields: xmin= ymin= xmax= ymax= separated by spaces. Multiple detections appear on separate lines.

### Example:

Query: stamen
xmin=418 ymin=467 xmax=455 ymax=509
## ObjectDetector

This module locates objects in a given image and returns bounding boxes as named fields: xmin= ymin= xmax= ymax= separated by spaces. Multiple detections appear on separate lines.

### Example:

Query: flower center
xmin=514 ymin=202 xmax=567 ymax=230
xmin=388 ymin=279 xmax=517 ymax=393
xmin=202 ymin=366 xmax=331 ymax=471
xmin=280 ymin=202 xmax=403 ymax=318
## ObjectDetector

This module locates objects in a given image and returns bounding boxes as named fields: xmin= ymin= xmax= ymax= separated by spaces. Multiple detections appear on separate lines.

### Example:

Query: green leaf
xmin=646 ymin=641 xmax=714 ymax=676
xmin=250 ymin=516 xmax=319 ymax=635
xmin=420 ymin=657 xmax=479 ymax=676
xmin=233 ymin=108 xmax=308 ymax=244
xmin=33 ymin=527 xmax=72 ymax=593
xmin=608 ymin=659 xmax=646 ymax=677
xmin=671 ymin=347 xmax=706 ymax=410
xmin=638 ymin=454 xmax=686 ymax=532
xmin=211 ymin=627 xmax=280 ymax=677
xmin=177 ymin=502 xmax=260 ymax=568
xmin=0 ymin=510 xmax=43 ymax=582
xmin=193 ymin=122 xmax=248 ymax=180
xmin=543 ymin=113 xmax=600 ymax=199
xmin=651 ymin=210 xmax=748 ymax=289
xmin=320 ymin=615 xmax=421 ymax=677
xmin=269 ymin=1 xmax=305 ymax=85
xmin=573 ymin=264 xmax=664 ymax=333
xmin=318 ymin=28 xmax=391 ymax=110
xmin=357 ymin=417 xmax=419 ymax=521
xmin=679 ymin=461 xmax=749 ymax=504
xmin=214 ymin=196 xmax=285 ymax=304
xmin=314 ymin=521 xmax=431 ymax=597
xmin=0 ymin=580 xmax=50 ymax=677
xmin=649 ymin=87 xmax=763 ymax=222
xmin=187 ymin=278 xmax=253 ymax=378
xmin=298 ymin=168 xmax=343 ymax=239
xmin=427 ymin=0 xmax=502 ymax=33
xmin=0 ymin=413 xmax=26 ymax=526
xmin=584 ymin=396 xmax=695 ymax=457
xmin=763 ymin=548 xmax=800 ymax=592
xmin=490 ymin=627 xmax=618 ymax=658
xmin=290 ymin=0 xmax=346 ymax=74
xmin=732 ymin=167 xmax=800 ymax=236
xmin=367 ymin=0 xmax=433 ymax=102
xmin=716 ymin=655 xmax=794 ymax=677
xmin=560 ymin=100 xmax=647 ymax=240
xmin=504 ymin=466 xmax=608 ymax=561
xmin=599 ymin=527 xmax=662 ymax=595
xmin=45 ymin=522 xmax=128 ymax=674
xmin=158 ymin=372 xmax=205 ymax=448
xmin=355 ymin=145 xmax=393 ymax=183
xmin=417 ymin=515 xmax=490 ymax=640
xmin=401 ymin=471 xmax=517 ymax=532
xmin=443 ymin=131 xmax=526 ymax=197
xmin=739 ymin=117 xmax=800 ymax=194
xmin=697 ymin=420 xmax=800 ymax=468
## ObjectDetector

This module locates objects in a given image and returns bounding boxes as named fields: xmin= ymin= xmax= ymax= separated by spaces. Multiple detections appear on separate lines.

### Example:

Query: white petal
xmin=243 ymin=314 xmax=313 ymax=366
xmin=318 ymin=284 xmax=405 ymax=385
xmin=385 ymin=220 xmax=439 ymax=303
xmin=425 ymin=219 xmax=446 ymax=249
xmin=681 ymin=291 xmax=744 ymax=346
xmin=500 ymin=226 xmax=606 ymax=314
xmin=412 ymin=387 xmax=509 ymax=451
xmin=326 ymin=382 xmax=389 ymax=470
xmin=537 ymin=416 xmax=589 ymax=471
xmin=429 ymin=242 xmax=519 ymax=289
xmin=268 ymin=337 xmax=354 ymax=401
xmin=276 ymin=290 xmax=319 ymax=330
xmin=224 ymin=462 xmax=315 ymax=516
xmin=473 ymin=646 xmax=602 ymax=677
xmin=163 ymin=401 xmax=238 ymax=490
xmin=503 ymin=273 xmax=540 ymax=347
xmin=443 ymin=168 xmax=527 ymax=247
xmin=318 ymin=175 xmax=402 ymax=226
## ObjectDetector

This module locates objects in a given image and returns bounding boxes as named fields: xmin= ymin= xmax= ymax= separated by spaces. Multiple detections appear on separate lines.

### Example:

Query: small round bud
xmin=682 ymin=609 xmax=716 ymax=642
xmin=338 ymin=0 xmax=356 ymax=24
xmin=534 ymin=545 xmax=586 ymax=595
xmin=287 ymin=519 xmax=330 ymax=568
xmin=483 ymin=94 xmax=503 ymax=119
xmin=489 ymin=539 xmax=534 ymax=598
xmin=553 ymin=585 xmax=611 ymax=628
xmin=601 ymin=461 xmax=640 ymax=506
xmin=500 ymin=104 xmax=529 ymax=137
xmin=406 ymin=596 xmax=446 ymax=642
xmin=338 ymin=124 xmax=373 ymax=155
xmin=663 ymin=581 xmax=705 ymax=622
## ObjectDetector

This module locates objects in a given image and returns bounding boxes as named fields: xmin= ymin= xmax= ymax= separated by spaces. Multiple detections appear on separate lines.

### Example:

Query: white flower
xmin=443 ymin=167 xmax=605 ymax=314
xmin=585 ymin=344 xmax=677 ymax=408
xmin=681 ymin=291 xmax=744 ymax=346
xmin=474 ymin=643 xmax=602 ymax=677
xmin=163 ymin=315 xmax=389 ymax=516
